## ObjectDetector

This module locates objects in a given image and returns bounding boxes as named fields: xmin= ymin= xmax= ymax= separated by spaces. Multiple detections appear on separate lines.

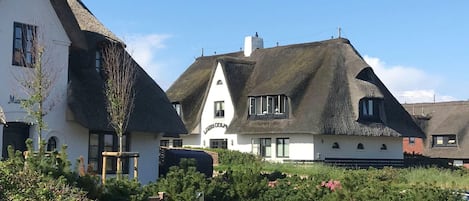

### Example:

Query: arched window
xmin=357 ymin=143 xmax=364 ymax=150
xmin=47 ymin=136 xmax=58 ymax=151
xmin=380 ymin=144 xmax=387 ymax=150
xmin=332 ymin=142 xmax=340 ymax=149
xmin=216 ymin=80 xmax=223 ymax=85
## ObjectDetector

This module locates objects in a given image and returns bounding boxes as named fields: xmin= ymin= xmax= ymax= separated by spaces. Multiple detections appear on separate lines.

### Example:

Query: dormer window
xmin=248 ymin=95 xmax=288 ymax=119
xmin=432 ymin=134 xmax=457 ymax=147
xmin=172 ymin=102 xmax=181 ymax=116
xmin=216 ymin=80 xmax=223 ymax=85
xmin=359 ymin=98 xmax=382 ymax=122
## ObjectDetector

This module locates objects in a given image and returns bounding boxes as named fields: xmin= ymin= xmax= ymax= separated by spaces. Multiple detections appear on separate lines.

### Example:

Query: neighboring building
xmin=0 ymin=0 xmax=186 ymax=184
xmin=166 ymin=35 xmax=424 ymax=166
xmin=403 ymin=101 xmax=469 ymax=168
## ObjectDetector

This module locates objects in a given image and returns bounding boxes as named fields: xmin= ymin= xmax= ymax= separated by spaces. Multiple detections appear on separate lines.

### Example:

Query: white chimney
xmin=244 ymin=32 xmax=263 ymax=57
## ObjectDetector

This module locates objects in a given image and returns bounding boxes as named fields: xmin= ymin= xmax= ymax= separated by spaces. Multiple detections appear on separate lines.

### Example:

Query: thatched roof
xmin=167 ymin=38 xmax=424 ymax=138
xmin=66 ymin=0 xmax=123 ymax=44
xmin=403 ymin=101 xmax=469 ymax=159
xmin=49 ymin=0 xmax=87 ymax=50
xmin=63 ymin=0 xmax=186 ymax=136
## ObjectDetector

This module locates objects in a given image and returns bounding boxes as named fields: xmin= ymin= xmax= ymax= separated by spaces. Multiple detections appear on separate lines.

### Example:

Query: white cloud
xmin=123 ymin=34 xmax=172 ymax=88
xmin=363 ymin=55 xmax=456 ymax=103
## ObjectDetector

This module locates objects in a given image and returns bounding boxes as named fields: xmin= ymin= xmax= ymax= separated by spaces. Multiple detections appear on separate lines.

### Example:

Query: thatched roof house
xmin=403 ymin=101 xmax=469 ymax=162
xmin=55 ymin=0 xmax=186 ymax=136
xmin=166 ymin=35 xmax=423 ymax=164
xmin=167 ymin=38 xmax=423 ymax=138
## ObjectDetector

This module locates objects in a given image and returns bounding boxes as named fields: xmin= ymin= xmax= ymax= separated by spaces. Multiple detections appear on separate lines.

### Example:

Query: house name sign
xmin=8 ymin=95 xmax=26 ymax=104
xmin=203 ymin=123 xmax=228 ymax=134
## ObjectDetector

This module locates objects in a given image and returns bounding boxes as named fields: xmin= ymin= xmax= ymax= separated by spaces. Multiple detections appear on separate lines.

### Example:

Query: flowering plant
xmin=319 ymin=179 xmax=342 ymax=192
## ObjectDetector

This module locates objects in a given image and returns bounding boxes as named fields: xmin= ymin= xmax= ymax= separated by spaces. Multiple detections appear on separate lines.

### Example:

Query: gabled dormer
xmin=358 ymin=97 xmax=384 ymax=123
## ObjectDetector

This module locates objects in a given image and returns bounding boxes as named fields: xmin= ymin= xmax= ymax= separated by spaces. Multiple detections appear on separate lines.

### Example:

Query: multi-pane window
xmin=12 ymin=22 xmax=37 ymax=67
xmin=214 ymin=101 xmax=225 ymax=118
xmin=173 ymin=139 xmax=183 ymax=147
xmin=210 ymin=139 xmax=228 ymax=149
xmin=276 ymin=138 xmax=289 ymax=158
xmin=160 ymin=140 xmax=169 ymax=147
xmin=172 ymin=102 xmax=182 ymax=116
xmin=248 ymin=95 xmax=287 ymax=118
xmin=88 ymin=132 xmax=129 ymax=174
xmin=432 ymin=135 xmax=457 ymax=147
xmin=359 ymin=98 xmax=382 ymax=122
xmin=252 ymin=138 xmax=271 ymax=157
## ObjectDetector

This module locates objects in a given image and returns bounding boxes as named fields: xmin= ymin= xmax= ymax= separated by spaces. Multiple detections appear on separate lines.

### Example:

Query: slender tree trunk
xmin=117 ymin=134 xmax=123 ymax=179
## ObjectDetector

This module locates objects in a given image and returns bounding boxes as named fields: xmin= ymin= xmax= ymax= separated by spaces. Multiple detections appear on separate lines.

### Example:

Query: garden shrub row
xmin=0 ymin=144 xmax=467 ymax=200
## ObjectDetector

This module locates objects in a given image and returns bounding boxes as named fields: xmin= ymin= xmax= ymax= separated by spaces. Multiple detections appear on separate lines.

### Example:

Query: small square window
xmin=357 ymin=143 xmax=364 ymax=150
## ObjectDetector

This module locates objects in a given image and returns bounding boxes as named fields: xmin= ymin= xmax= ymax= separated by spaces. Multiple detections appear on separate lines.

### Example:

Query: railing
xmin=323 ymin=157 xmax=404 ymax=168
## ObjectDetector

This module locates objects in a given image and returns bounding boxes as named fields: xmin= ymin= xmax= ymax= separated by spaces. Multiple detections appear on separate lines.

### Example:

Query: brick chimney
xmin=244 ymin=32 xmax=263 ymax=57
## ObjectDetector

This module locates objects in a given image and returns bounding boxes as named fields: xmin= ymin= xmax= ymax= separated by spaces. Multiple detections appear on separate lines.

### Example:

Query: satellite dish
xmin=0 ymin=106 xmax=5 ymax=124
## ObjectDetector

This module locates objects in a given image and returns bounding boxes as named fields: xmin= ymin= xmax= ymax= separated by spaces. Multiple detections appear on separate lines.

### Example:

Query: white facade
xmin=0 ymin=0 xmax=163 ymax=184
xmin=0 ymin=0 xmax=76 ymax=154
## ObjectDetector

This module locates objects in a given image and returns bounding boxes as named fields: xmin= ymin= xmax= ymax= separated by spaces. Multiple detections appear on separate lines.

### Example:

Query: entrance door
xmin=2 ymin=122 xmax=30 ymax=159
xmin=210 ymin=139 xmax=228 ymax=149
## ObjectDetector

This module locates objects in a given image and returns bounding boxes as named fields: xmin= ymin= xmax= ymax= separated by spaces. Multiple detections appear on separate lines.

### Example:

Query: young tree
xmin=12 ymin=25 xmax=60 ymax=151
xmin=101 ymin=42 xmax=137 ymax=178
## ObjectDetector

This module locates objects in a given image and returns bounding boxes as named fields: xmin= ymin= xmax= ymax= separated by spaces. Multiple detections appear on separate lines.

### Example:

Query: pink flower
xmin=319 ymin=180 xmax=342 ymax=191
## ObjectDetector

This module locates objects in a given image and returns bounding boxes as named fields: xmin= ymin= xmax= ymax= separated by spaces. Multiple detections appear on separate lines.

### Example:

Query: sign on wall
xmin=203 ymin=123 xmax=227 ymax=134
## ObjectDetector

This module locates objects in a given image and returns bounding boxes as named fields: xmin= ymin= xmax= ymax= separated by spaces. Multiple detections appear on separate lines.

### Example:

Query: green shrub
xmin=146 ymin=158 xmax=209 ymax=201
xmin=99 ymin=178 xmax=149 ymax=201
xmin=215 ymin=149 xmax=260 ymax=165
xmin=0 ymin=161 xmax=90 ymax=200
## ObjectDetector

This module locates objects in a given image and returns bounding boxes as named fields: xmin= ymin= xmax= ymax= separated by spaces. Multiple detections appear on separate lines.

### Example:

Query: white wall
xmin=129 ymin=132 xmax=161 ymax=184
xmin=0 ymin=0 xmax=90 ymax=173
xmin=199 ymin=63 xmax=236 ymax=148
xmin=314 ymin=135 xmax=403 ymax=160
xmin=235 ymin=133 xmax=403 ymax=162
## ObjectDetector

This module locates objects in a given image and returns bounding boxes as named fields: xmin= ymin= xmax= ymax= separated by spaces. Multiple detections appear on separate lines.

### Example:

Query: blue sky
xmin=81 ymin=0 xmax=469 ymax=103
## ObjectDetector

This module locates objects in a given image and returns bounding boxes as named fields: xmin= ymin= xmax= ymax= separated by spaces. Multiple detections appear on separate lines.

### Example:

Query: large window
xmin=432 ymin=135 xmax=457 ymax=147
xmin=210 ymin=139 xmax=228 ymax=149
xmin=276 ymin=138 xmax=289 ymax=158
xmin=214 ymin=101 xmax=225 ymax=118
xmin=248 ymin=95 xmax=288 ymax=119
xmin=359 ymin=98 xmax=382 ymax=122
xmin=12 ymin=22 xmax=37 ymax=67
xmin=252 ymin=138 xmax=271 ymax=157
xmin=88 ymin=132 xmax=129 ymax=174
